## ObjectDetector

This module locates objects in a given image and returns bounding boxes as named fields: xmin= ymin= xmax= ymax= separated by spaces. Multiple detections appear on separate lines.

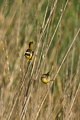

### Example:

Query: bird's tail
xmin=29 ymin=41 xmax=33 ymax=50
xmin=46 ymin=71 xmax=50 ymax=76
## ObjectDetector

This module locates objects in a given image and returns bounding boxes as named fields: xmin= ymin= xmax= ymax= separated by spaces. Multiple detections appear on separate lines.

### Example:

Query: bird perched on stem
xmin=25 ymin=41 xmax=34 ymax=60
xmin=41 ymin=71 xmax=52 ymax=84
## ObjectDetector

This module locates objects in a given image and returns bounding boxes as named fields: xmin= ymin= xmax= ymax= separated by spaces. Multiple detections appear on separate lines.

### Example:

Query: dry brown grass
xmin=0 ymin=0 xmax=80 ymax=120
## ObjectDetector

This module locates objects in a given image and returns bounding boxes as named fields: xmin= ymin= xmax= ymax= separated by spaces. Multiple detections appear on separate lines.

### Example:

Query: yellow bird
xmin=41 ymin=71 xmax=51 ymax=84
xmin=25 ymin=41 xmax=34 ymax=60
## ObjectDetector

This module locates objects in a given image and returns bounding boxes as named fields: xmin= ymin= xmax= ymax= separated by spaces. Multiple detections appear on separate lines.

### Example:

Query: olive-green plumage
xmin=41 ymin=71 xmax=51 ymax=84
xmin=25 ymin=42 xmax=34 ymax=60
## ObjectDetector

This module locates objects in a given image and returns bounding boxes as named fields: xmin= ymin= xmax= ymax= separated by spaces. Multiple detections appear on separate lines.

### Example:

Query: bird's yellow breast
xmin=41 ymin=76 xmax=50 ymax=84
xmin=25 ymin=53 xmax=32 ymax=60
